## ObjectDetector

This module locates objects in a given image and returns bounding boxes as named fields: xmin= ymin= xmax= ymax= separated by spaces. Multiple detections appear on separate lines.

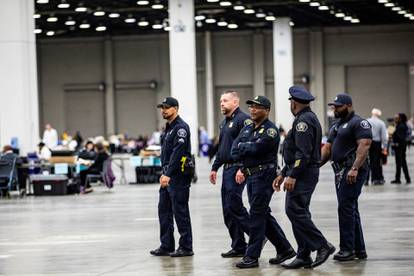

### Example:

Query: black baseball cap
xmin=157 ymin=97 xmax=179 ymax=108
xmin=328 ymin=93 xmax=352 ymax=106
xmin=246 ymin=95 xmax=271 ymax=109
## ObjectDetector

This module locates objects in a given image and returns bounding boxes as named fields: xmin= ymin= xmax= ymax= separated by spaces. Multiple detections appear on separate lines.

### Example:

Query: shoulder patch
xmin=360 ymin=120 xmax=371 ymax=129
xmin=244 ymin=119 xmax=253 ymax=126
xmin=177 ymin=128 xmax=187 ymax=138
xmin=267 ymin=128 xmax=277 ymax=138
xmin=296 ymin=122 xmax=308 ymax=132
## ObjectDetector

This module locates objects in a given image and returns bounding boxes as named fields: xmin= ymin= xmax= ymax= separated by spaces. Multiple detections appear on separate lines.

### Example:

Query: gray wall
xmin=37 ymin=24 xmax=414 ymax=138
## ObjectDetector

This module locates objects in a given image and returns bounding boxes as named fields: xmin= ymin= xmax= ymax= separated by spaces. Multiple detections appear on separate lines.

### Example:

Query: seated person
xmin=37 ymin=142 xmax=51 ymax=161
xmin=79 ymin=143 xmax=109 ymax=194
xmin=1 ymin=145 xmax=21 ymax=195
xmin=78 ymin=141 xmax=96 ymax=160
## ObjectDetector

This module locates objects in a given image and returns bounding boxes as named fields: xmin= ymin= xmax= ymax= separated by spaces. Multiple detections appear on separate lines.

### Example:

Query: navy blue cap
xmin=288 ymin=86 xmax=315 ymax=103
xmin=246 ymin=95 xmax=271 ymax=109
xmin=157 ymin=97 xmax=179 ymax=108
xmin=328 ymin=93 xmax=352 ymax=106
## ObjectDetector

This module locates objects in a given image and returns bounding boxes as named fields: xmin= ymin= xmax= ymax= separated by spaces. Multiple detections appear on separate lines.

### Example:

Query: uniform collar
xmin=166 ymin=115 xmax=180 ymax=129
xmin=228 ymin=107 xmax=240 ymax=120
xmin=296 ymin=106 xmax=311 ymax=117
xmin=254 ymin=118 xmax=268 ymax=130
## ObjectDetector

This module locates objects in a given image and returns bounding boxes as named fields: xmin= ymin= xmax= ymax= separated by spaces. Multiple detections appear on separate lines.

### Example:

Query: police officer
xmin=209 ymin=90 xmax=251 ymax=258
xmin=273 ymin=86 xmax=335 ymax=269
xmin=321 ymin=94 xmax=372 ymax=261
xmin=150 ymin=97 xmax=194 ymax=257
xmin=231 ymin=95 xmax=294 ymax=269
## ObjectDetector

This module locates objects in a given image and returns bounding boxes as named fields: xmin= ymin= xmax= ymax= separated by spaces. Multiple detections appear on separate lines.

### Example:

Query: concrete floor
xmin=1 ymin=150 xmax=414 ymax=276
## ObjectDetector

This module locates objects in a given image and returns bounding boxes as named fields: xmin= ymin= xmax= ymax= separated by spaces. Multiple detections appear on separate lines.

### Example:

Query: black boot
xmin=355 ymin=250 xmax=368 ymax=259
xmin=269 ymin=248 xmax=296 ymax=265
xmin=311 ymin=242 xmax=335 ymax=268
xmin=236 ymin=256 xmax=259 ymax=269
xmin=281 ymin=257 xmax=313 ymax=269
xmin=333 ymin=250 xmax=356 ymax=261
xmin=150 ymin=247 xmax=173 ymax=256
xmin=221 ymin=249 xmax=245 ymax=258
xmin=170 ymin=247 xmax=194 ymax=257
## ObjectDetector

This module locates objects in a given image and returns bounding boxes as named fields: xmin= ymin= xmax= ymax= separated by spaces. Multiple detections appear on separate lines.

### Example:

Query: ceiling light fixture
xmin=351 ymin=18 xmax=360 ymax=23
xmin=244 ymin=8 xmax=255 ymax=14
xmin=228 ymin=23 xmax=238 ymax=29
xmin=234 ymin=4 xmax=245 ymax=10
xmin=377 ymin=0 xmax=388 ymax=3
xmin=220 ymin=1 xmax=232 ymax=7
xmin=217 ymin=19 xmax=228 ymax=26
xmin=392 ymin=6 xmax=402 ymax=11
xmin=125 ymin=17 xmax=137 ymax=23
xmin=344 ymin=16 xmax=352 ymax=21
xmin=75 ymin=6 xmax=88 ymax=12
xmin=384 ymin=2 xmax=395 ymax=7
xmin=94 ymin=10 xmax=105 ymax=17
xmin=96 ymin=26 xmax=107 ymax=32
xmin=79 ymin=22 xmax=90 ymax=29
xmin=398 ymin=10 xmax=407 ymax=14
xmin=207 ymin=0 xmax=220 ymax=2
xmin=57 ymin=1 xmax=70 ymax=9
xmin=137 ymin=0 xmax=149 ymax=5
xmin=46 ymin=31 xmax=55 ymax=36
xmin=195 ymin=15 xmax=206 ymax=21
xmin=205 ymin=17 xmax=217 ymax=23
xmin=318 ymin=5 xmax=329 ymax=10
xmin=65 ymin=17 xmax=76 ymax=26
xmin=310 ymin=2 xmax=320 ymax=7
xmin=152 ymin=1 xmax=164 ymax=9
xmin=290 ymin=21 xmax=295 ymax=26
xmin=138 ymin=18 xmax=149 ymax=26
xmin=265 ymin=13 xmax=276 ymax=21
xmin=34 ymin=29 xmax=42 ymax=34
xmin=108 ymin=13 xmax=120 ymax=18
xmin=47 ymin=16 xmax=58 ymax=22
xmin=335 ymin=12 xmax=345 ymax=18
xmin=256 ymin=9 xmax=266 ymax=18
xmin=37 ymin=0 xmax=49 ymax=4
xmin=299 ymin=0 xmax=310 ymax=2
xmin=152 ymin=22 xmax=163 ymax=29
xmin=33 ymin=14 xmax=41 ymax=19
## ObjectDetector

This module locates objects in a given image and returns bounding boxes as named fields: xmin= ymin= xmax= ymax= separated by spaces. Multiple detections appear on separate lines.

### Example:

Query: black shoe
xmin=355 ymin=250 xmax=368 ymax=259
xmin=170 ymin=247 xmax=194 ymax=257
xmin=281 ymin=257 xmax=313 ymax=269
xmin=269 ymin=248 xmax=296 ymax=265
xmin=391 ymin=180 xmax=401 ymax=184
xmin=150 ymin=247 xmax=173 ymax=256
xmin=311 ymin=242 xmax=335 ymax=268
xmin=236 ymin=256 xmax=259 ymax=269
xmin=407 ymin=180 xmax=411 ymax=184
xmin=333 ymin=250 xmax=356 ymax=261
xmin=221 ymin=249 xmax=245 ymax=258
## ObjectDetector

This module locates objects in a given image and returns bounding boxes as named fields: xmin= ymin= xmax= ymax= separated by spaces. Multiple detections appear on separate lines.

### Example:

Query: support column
xmin=409 ymin=63 xmax=414 ymax=117
xmin=253 ymin=32 xmax=265 ymax=97
xmin=309 ymin=31 xmax=326 ymax=130
xmin=205 ymin=31 xmax=215 ymax=138
xmin=0 ymin=0 xmax=39 ymax=154
xmin=104 ymin=38 xmax=116 ymax=135
xmin=273 ymin=18 xmax=294 ymax=130
xmin=169 ymin=0 xmax=199 ymax=151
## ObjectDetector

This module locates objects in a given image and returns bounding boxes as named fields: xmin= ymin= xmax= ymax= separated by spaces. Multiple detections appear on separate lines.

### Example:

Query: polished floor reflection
xmin=1 ymin=150 xmax=414 ymax=275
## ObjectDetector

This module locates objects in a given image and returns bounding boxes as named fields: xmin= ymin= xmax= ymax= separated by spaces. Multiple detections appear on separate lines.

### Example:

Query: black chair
xmin=86 ymin=159 xmax=111 ymax=187
xmin=0 ymin=157 xmax=18 ymax=197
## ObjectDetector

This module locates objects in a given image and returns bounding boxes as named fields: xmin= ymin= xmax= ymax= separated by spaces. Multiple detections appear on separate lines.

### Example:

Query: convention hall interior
xmin=0 ymin=0 xmax=414 ymax=275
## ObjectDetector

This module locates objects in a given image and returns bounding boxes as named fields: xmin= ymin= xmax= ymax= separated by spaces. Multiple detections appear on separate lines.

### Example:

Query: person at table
xmin=78 ymin=141 xmax=96 ymax=160
xmin=79 ymin=143 xmax=109 ymax=194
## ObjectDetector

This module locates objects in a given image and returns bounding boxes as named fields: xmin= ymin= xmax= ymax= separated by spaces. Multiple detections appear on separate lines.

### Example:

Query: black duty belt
xmin=223 ymin=162 xmax=243 ymax=170
xmin=242 ymin=163 xmax=276 ymax=176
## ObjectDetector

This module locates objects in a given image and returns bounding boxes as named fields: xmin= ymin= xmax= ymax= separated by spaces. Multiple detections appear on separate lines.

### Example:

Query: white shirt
xmin=43 ymin=128 xmax=58 ymax=149
xmin=38 ymin=146 xmax=52 ymax=160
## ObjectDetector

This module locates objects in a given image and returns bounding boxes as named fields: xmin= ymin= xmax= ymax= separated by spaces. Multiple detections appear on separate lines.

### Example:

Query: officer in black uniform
xmin=321 ymin=94 xmax=372 ymax=261
xmin=231 ymin=95 xmax=295 ymax=269
xmin=209 ymin=90 xmax=252 ymax=258
xmin=150 ymin=97 xmax=194 ymax=257
xmin=273 ymin=86 xmax=335 ymax=269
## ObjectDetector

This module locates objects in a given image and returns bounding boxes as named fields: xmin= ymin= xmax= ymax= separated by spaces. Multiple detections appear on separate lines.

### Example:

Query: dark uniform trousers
xmin=369 ymin=141 xmax=384 ymax=182
xmin=285 ymin=167 xmax=327 ymax=258
xmin=221 ymin=166 xmax=249 ymax=251
xmin=335 ymin=166 xmax=368 ymax=252
xmin=158 ymin=175 xmax=192 ymax=252
xmin=245 ymin=168 xmax=292 ymax=258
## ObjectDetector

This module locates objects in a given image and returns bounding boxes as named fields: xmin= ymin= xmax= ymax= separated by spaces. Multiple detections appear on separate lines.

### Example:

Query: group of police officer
xmin=151 ymin=86 xmax=372 ymax=269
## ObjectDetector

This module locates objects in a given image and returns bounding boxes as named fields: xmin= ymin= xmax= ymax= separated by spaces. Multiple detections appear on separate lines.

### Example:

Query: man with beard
xmin=209 ymin=90 xmax=252 ymax=258
xmin=321 ymin=94 xmax=372 ymax=262
xmin=231 ymin=95 xmax=294 ymax=269
xmin=273 ymin=86 xmax=335 ymax=269
xmin=150 ymin=97 xmax=194 ymax=257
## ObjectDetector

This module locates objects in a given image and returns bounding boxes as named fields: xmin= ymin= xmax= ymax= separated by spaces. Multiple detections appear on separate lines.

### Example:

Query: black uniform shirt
xmin=231 ymin=118 xmax=280 ymax=168
xmin=327 ymin=112 xmax=372 ymax=163
xmin=282 ymin=107 xmax=322 ymax=178
xmin=211 ymin=108 xmax=252 ymax=171
xmin=161 ymin=116 xmax=192 ymax=177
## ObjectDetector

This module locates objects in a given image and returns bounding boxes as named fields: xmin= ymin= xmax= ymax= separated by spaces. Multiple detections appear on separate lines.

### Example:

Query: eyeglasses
xmin=248 ymin=105 xmax=267 ymax=110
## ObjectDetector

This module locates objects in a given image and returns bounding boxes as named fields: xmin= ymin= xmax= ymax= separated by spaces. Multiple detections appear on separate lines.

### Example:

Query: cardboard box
xmin=49 ymin=156 xmax=76 ymax=164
